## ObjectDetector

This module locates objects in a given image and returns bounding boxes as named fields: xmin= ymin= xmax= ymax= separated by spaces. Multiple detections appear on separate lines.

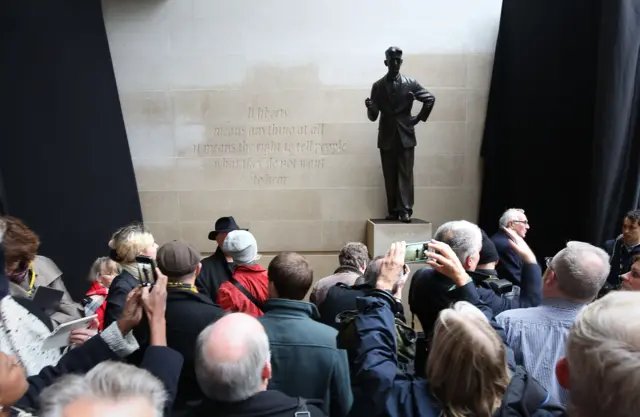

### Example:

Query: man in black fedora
xmin=196 ymin=216 xmax=247 ymax=300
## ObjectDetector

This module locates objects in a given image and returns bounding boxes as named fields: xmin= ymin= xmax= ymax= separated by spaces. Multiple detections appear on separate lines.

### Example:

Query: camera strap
xmin=294 ymin=398 xmax=311 ymax=417
xmin=229 ymin=276 xmax=263 ymax=311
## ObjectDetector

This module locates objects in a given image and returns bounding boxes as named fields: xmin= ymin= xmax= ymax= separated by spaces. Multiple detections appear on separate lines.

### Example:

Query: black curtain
xmin=0 ymin=169 xmax=8 ymax=216
xmin=0 ymin=0 xmax=142 ymax=300
xmin=589 ymin=0 xmax=640 ymax=244
xmin=479 ymin=0 xmax=640 ymax=258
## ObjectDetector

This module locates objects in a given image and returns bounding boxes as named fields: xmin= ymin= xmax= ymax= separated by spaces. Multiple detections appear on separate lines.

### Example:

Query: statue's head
xmin=384 ymin=47 xmax=403 ymax=76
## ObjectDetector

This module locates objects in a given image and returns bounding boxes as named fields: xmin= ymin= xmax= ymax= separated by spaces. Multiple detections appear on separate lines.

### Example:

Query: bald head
xmin=195 ymin=313 xmax=271 ymax=402
xmin=205 ymin=313 xmax=266 ymax=362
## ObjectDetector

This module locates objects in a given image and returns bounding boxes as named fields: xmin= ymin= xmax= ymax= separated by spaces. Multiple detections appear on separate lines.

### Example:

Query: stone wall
xmin=103 ymin=0 xmax=500 ymax=271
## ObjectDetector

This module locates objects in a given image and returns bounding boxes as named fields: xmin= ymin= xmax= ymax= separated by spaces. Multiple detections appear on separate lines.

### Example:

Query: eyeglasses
xmin=513 ymin=220 xmax=529 ymax=226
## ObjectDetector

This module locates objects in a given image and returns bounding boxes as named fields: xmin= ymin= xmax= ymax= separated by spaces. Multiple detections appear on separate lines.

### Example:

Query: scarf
xmin=166 ymin=282 xmax=199 ymax=293
xmin=121 ymin=262 xmax=153 ymax=283
xmin=7 ymin=268 xmax=28 ymax=285
xmin=0 ymin=296 xmax=62 ymax=376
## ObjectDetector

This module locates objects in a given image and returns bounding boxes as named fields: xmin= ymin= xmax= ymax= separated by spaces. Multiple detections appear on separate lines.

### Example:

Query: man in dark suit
xmin=196 ymin=216 xmax=246 ymax=300
xmin=491 ymin=208 xmax=531 ymax=286
xmin=156 ymin=239 xmax=225 ymax=416
xmin=365 ymin=46 xmax=436 ymax=223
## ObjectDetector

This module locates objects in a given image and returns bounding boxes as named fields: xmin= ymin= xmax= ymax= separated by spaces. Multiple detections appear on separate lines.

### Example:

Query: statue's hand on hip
xmin=410 ymin=116 xmax=420 ymax=126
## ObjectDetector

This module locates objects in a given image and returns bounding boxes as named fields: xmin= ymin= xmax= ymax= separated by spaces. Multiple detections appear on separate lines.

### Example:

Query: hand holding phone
xmin=135 ymin=255 xmax=159 ymax=287
xmin=404 ymin=241 xmax=430 ymax=264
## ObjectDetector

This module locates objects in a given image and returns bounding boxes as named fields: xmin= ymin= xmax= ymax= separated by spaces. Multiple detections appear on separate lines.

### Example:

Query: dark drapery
xmin=479 ymin=0 xmax=640 ymax=257
xmin=0 ymin=0 xmax=142 ymax=300
xmin=589 ymin=0 xmax=640 ymax=244
xmin=0 ymin=169 xmax=8 ymax=216
xmin=479 ymin=0 xmax=600 ymax=258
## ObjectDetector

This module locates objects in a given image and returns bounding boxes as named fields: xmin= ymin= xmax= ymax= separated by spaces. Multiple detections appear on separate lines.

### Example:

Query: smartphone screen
xmin=135 ymin=255 xmax=158 ymax=286
xmin=404 ymin=241 xmax=430 ymax=264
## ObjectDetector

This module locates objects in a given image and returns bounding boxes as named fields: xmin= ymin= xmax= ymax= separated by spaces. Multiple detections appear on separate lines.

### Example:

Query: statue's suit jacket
xmin=369 ymin=74 xmax=435 ymax=150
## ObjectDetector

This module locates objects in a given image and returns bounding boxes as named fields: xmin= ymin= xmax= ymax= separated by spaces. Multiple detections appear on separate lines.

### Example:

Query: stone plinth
xmin=366 ymin=219 xmax=433 ymax=258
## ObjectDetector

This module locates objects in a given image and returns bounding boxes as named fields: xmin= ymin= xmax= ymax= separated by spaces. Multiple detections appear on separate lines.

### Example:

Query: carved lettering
xmin=247 ymin=107 xmax=288 ymax=120
xmin=188 ymin=109 xmax=342 ymax=187
xmin=251 ymin=173 xmax=289 ymax=186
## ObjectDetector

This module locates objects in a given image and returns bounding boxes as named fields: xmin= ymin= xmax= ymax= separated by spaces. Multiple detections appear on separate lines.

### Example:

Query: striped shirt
xmin=496 ymin=298 xmax=585 ymax=405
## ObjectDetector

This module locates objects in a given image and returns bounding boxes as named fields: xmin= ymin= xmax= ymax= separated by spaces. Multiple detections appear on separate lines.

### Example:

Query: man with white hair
xmin=39 ymin=361 xmax=167 ymax=417
xmin=491 ymin=208 xmax=531 ymax=285
xmin=496 ymin=241 xmax=610 ymax=405
xmin=555 ymin=291 xmax=640 ymax=417
xmin=189 ymin=313 xmax=326 ymax=417
xmin=409 ymin=220 xmax=541 ymax=333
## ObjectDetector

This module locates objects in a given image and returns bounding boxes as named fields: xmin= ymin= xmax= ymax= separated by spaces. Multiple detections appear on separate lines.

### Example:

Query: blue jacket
xmin=492 ymin=229 xmax=523 ymax=285
xmin=258 ymin=299 xmax=352 ymax=417
xmin=349 ymin=295 xmax=566 ymax=417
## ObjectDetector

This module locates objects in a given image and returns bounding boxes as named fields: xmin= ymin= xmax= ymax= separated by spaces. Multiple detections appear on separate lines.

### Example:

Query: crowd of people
xmin=0 ymin=208 xmax=638 ymax=417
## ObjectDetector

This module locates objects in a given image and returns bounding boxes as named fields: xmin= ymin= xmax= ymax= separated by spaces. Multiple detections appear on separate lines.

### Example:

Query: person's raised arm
xmin=350 ymin=242 xmax=406 ymax=415
xmin=140 ymin=270 xmax=183 ymax=414
xmin=426 ymin=240 xmax=493 ymax=320
xmin=503 ymin=227 xmax=542 ymax=308
xmin=17 ymin=288 xmax=145 ymax=411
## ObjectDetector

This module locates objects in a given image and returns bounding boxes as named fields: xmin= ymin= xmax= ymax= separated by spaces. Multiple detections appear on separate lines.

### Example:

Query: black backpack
xmin=335 ymin=289 xmax=417 ymax=375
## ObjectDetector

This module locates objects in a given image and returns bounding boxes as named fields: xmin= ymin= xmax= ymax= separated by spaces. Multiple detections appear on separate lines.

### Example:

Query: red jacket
xmin=217 ymin=265 xmax=268 ymax=318
xmin=85 ymin=281 xmax=108 ymax=330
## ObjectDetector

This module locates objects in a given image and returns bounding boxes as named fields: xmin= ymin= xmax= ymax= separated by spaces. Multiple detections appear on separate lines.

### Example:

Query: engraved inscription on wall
xmin=189 ymin=106 xmax=348 ymax=188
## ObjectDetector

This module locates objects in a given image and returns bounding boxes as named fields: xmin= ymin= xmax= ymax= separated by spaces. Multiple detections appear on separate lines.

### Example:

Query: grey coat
xmin=10 ymin=255 xmax=84 ymax=327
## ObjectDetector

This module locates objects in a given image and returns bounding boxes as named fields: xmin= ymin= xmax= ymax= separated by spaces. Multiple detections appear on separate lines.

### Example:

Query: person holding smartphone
xmin=103 ymin=223 xmax=158 ymax=329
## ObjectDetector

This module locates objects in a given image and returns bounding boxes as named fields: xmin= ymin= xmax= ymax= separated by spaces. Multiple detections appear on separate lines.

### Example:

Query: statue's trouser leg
xmin=380 ymin=149 xmax=399 ymax=216
xmin=396 ymin=147 xmax=415 ymax=216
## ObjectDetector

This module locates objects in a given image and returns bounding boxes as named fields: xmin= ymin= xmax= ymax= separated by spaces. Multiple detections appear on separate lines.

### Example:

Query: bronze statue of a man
xmin=365 ymin=47 xmax=435 ymax=223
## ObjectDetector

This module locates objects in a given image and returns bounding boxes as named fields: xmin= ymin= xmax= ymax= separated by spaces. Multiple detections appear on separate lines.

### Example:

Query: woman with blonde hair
xmin=349 ymin=240 xmax=566 ymax=417
xmin=427 ymin=302 xmax=510 ymax=417
xmin=103 ymin=223 xmax=158 ymax=328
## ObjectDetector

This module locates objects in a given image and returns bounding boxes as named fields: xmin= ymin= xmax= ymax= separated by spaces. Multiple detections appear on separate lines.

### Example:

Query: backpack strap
xmin=294 ymin=397 xmax=311 ymax=417
xmin=229 ymin=276 xmax=263 ymax=311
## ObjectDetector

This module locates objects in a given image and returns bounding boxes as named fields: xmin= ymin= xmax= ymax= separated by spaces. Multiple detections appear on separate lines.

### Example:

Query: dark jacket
xmin=469 ymin=268 xmax=500 ymax=285
xmin=165 ymin=288 xmax=225 ymax=413
xmin=14 ymin=330 xmax=184 ymax=416
xmin=474 ymin=263 xmax=542 ymax=317
xmin=185 ymin=390 xmax=326 ymax=417
xmin=258 ymin=299 xmax=352 ymax=417
xmin=409 ymin=268 xmax=500 ymax=337
xmin=349 ymin=295 xmax=567 ymax=417
xmin=607 ymin=236 xmax=640 ymax=285
xmin=492 ymin=229 xmax=523 ymax=285
xmin=368 ymin=74 xmax=435 ymax=150
xmin=197 ymin=248 xmax=232 ymax=300
xmin=103 ymin=270 xmax=138 ymax=329
xmin=318 ymin=283 xmax=373 ymax=330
